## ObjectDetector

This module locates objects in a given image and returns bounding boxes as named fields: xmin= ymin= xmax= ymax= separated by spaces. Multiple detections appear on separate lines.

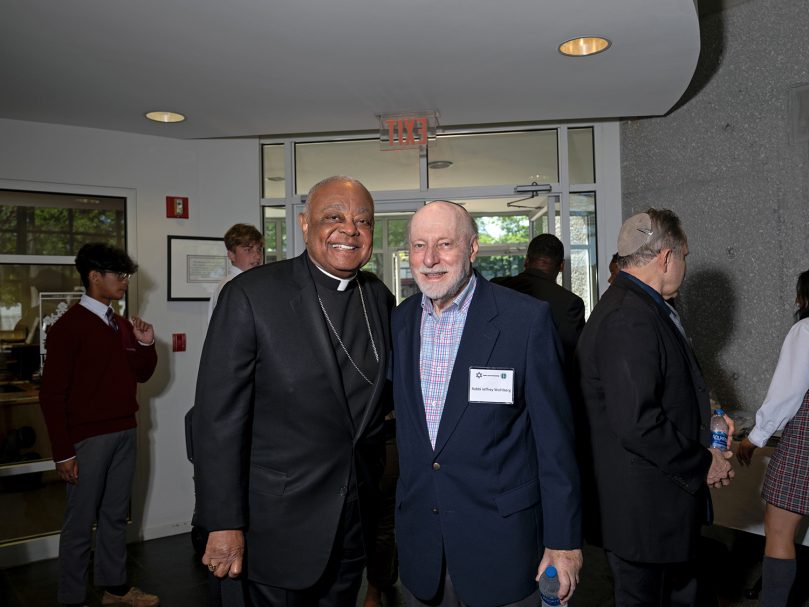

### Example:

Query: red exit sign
xmin=379 ymin=112 xmax=437 ymax=151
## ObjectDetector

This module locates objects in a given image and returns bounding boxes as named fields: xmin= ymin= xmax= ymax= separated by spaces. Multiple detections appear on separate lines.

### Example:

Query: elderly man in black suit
xmin=192 ymin=176 xmax=394 ymax=606
xmin=576 ymin=209 xmax=735 ymax=606
xmin=492 ymin=233 xmax=584 ymax=366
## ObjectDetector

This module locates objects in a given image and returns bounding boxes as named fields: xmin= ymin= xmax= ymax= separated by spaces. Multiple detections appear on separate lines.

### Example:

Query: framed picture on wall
xmin=167 ymin=235 xmax=228 ymax=301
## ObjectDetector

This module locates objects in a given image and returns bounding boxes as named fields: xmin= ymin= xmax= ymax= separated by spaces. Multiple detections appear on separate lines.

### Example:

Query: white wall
xmin=0 ymin=118 xmax=260 ymax=562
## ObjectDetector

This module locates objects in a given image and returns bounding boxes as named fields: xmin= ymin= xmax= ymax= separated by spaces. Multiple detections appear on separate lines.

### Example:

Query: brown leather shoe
xmin=101 ymin=587 xmax=160 ymax=606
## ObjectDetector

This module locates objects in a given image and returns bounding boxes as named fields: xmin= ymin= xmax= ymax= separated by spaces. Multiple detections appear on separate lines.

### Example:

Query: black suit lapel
xmin=620 ymin=276 xmax=711 ymax=430
xmin=353 ymin=277 xmax=386 ymax=442
xmin=651 ymin=302 xmax=711 ymax=427
xmin=288 ymin=255 xmax=350 ymax=418
xmin=433 ymin=277 xmax=499 ymax=456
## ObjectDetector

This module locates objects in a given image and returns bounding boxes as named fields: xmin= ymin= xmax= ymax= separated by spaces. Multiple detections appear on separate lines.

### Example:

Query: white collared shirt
xmin=748 ymin=318 xmax=809 ymax=447
xmin=79 ymin=293 xmax=114 ymax=325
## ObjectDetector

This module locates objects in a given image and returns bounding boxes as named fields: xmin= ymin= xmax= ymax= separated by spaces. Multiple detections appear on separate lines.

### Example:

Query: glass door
xmin=362 ymin=195 xmax=599 ymax=314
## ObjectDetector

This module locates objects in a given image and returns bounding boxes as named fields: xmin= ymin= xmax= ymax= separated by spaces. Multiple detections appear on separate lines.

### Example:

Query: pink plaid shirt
xmin=420 ymin=274 xmax=477 ymax=448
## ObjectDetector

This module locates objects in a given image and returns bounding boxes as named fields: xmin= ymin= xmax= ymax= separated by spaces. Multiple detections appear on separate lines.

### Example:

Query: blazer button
xmin=431 ymin=506 xmax=439 ymax=514
xmin=433 ymin=462 xmax=441 ymax=471
xmin=339 ymin=486 xmax=347 ymax=496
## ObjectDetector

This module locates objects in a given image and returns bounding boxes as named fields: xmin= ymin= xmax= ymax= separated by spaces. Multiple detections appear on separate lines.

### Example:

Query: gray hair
xmin=303 ymin=176 xmax=372 ymax=218
xmin=406 ymin=200 xmax=479 ymax=245
xmin=617 ymin=208 xmax=687 ymax=269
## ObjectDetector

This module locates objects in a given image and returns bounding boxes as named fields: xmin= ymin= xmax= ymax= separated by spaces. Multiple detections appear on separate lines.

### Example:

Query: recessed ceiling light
xmin=559 ymin=37 xmax=611 ymax=57
xmin=427 ymin=160 xmax=453 ymax=170
xmin=145 ymin=111 xmax=186 ymax=123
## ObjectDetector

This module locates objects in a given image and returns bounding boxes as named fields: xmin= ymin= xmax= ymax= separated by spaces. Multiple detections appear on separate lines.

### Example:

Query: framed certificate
xmin=167 ymin=235 xmax=228 ymax=301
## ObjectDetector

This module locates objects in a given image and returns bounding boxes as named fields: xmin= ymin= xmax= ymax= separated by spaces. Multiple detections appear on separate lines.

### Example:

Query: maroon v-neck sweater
xmin=39 ymin=303 xmax=157 ymax=461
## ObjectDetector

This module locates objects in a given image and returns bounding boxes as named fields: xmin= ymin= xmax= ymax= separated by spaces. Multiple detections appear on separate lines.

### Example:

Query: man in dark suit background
xmin=576 ymin=209 xmax=735 ymax=606
xmin=492 ymin=233 xmax=584 ymax=365
xmin=192 ymin=176 xmax=394 ymax=606
xmin=392 ymin=201 xmax=582 ymax=607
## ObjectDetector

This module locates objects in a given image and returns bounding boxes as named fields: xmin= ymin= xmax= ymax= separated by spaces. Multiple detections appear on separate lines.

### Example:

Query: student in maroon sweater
xmin=40 ymin=243 xmax=159 ymax=607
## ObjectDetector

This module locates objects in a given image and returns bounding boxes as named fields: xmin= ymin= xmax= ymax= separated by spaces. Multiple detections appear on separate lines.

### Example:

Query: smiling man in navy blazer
xmin=392 ymin=201 xmax=582 ymax=607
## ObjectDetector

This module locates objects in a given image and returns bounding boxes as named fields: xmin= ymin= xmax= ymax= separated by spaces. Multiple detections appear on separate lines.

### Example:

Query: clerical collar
xmin=308 ymin=255 xmax=357 ymax=291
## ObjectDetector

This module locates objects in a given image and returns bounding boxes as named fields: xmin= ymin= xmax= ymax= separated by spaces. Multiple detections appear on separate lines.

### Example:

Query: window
xmin=261 ymin=122 xmax=619 ymax=308
xmin=261 ymin=144 xmax=286 ymax=198
xmin=0 ymin=187 xmax=129 ymax=545
xmin=0 ymin=190 xmax=125 ymax=255
xmin=428 ymin=130 xmax=558 ymax=188
xmin=262 ymin=206 xmax=287 ymax=263
xmin=295 ymin=139 xmax=419 ymax=194
xmin=568 ymin=127 xmax=595 ymax=184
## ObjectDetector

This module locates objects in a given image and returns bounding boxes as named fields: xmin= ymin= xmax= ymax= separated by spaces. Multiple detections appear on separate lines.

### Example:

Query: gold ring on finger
xmin=208 ymin=563 xmax=217 ymax=572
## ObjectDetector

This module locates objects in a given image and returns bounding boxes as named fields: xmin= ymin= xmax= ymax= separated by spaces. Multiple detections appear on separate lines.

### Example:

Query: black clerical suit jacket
xmin=492 ymin=269 xmax=585 ymax=364
xmin=576 ymin=273 xmax=713 ymax=563
xmin=193 ymin=253 xmax=394 ymax=588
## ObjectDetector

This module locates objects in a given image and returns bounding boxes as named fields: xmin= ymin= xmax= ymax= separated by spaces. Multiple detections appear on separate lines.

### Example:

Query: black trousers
xmin=606 ymin=551 xmax=698 ymax=607
xmin=249 ymin=498 xmax=365 ymax=607
xmin=366 ymin=432 xmax=399 ymax=589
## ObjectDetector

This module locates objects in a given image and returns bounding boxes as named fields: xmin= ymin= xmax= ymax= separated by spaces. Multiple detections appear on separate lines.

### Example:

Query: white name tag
xmin=468 ymin=367 xmax=514 ymax=404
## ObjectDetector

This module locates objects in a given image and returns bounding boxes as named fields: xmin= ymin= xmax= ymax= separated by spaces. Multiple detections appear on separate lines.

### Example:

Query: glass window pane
xmin=363 ymin=253 xmax=383 ymax=281
xmin=387 ymin=218 xmax=409 ymax=250
xmin=568 ymin=127 xmax=595 ymax=184
xmin=1 ymin=264 xmax=84 ymax=377
xmin=0 ymin=266 xmax=85 ymax=540
xmin=428 ymin=130 xmax=558 ymax=188
xmin=295 ymin=140 xmax=419 ymax=194
xmin=262 ymin=206 xmax=287 ymax=263
xmin=0 ymin=190 xmax=126 ymax=255
xmin=366 ymin=213 xmax=413 ymax=300
xmin=0 ymin=468 xmax=65 ymax=542
xmin=393 ymin=250 xmax=419 ymax=304
xmin=262 ymin=144 xmax=286 ymax=198
xmin=477 ymin=215 xmax=530 ymax=245
xmin=474 ymin=255 xmax=525 ymax=279
xmin=569 ymin=193 xmax=598 ymax=317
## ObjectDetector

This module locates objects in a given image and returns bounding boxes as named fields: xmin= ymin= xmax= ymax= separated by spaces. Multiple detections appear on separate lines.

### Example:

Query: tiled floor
xmin=3 ymin=528 xmax=809 ymax=606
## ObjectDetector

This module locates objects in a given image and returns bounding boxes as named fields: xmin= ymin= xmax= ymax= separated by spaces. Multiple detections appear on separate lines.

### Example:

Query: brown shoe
xmin=101 ymin=587 xmax=160 ymax=607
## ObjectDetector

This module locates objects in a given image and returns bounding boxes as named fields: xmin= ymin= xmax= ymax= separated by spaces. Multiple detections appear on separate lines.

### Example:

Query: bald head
xmin=408 ymin=201 xmax=479 ymax=313
xmin=406 ymin=200 xmax=478 ymax=245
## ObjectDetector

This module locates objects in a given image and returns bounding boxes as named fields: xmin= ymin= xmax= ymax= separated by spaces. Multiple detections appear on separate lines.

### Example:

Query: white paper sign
xmin=468 ymin=367 xmax=514 ymax=404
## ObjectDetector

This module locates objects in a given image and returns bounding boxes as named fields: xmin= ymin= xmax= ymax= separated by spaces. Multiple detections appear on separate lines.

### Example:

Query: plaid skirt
xmin=762 ymin=388 xmax=809 ymax=514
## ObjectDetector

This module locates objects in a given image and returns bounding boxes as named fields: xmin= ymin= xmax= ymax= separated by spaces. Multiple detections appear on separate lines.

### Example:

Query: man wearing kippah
xmin=576 ymin=209 xmax=735 ymax=606
xmin=40 ymin=243 xmax=159 ymax=607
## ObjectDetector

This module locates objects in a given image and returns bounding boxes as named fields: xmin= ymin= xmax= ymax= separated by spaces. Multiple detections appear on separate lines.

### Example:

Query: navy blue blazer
xmin=392 ymin=274 xmax=581 ymax=607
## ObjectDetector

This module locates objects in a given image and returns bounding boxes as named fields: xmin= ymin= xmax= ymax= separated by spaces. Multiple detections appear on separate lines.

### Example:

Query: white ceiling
xmin=0 ymin=0 xmax=702 ymax=140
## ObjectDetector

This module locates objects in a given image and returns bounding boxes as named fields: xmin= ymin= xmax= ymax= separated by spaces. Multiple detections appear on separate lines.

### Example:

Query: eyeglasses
xmin=102 ymin=271 xmax=132 ymax=281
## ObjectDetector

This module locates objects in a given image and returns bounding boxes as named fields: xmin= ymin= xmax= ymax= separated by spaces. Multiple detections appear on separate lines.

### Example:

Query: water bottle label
xmin=710 ymin=431 xmax=728 ymax=450
xmin=540 ymin=592 xmax=561 ymax=606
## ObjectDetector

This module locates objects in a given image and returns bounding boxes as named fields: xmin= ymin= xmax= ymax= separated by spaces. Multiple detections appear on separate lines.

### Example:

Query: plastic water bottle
xmin=710 ymin=408 xmax=729 ymax=451
xmin=539 ymin=565 xmax=561 ymax=606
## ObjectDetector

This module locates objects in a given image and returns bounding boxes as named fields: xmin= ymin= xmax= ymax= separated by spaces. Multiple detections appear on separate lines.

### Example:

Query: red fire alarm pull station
xmin=166 ymin=196 xmax=189 ymax=218
xmin=172 ymin=333 xmax=186 ymax=352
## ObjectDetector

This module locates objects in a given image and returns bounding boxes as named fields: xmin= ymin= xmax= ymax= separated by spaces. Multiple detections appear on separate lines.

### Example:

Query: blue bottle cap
xmin=545 ymin=566 xmax=557 ymax=578
xmin=714 ymin=408 xmax=724 ymax=415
